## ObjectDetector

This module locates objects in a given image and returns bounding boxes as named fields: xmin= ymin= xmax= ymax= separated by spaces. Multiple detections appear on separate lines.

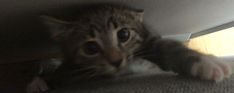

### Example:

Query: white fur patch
xmin=116 ymin=59 xmax=166 ymax=77
xmin=191 ymin=55 xmax=233 ymax=82
xmin=128 ymin=59 xmax=162 ymax=74
xmin=39 ymin=58 xmax=62 ymax=74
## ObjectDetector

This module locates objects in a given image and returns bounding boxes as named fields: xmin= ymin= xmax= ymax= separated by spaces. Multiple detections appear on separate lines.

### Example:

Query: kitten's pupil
xmin=117 ymin=28 xmax=130 ymax=43
xmin=83 ymin=41 xmax=100 ymax=55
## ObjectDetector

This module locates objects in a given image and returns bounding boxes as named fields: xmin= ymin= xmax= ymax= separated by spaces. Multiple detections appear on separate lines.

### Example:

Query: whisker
xmin=133 ymin=52 xmax=149 ymax=57
xmin=76 ymin=70 xmax=100 ymax=79
xmin=133 ymin=53 xmax=156 ymax=58
xmin=133 ymin=48 xmax=158 ymax=57
xmin=88 ymin=72 xmax=101 ymax=78
xmin=72 ymin=66 xmax=97 ymax=72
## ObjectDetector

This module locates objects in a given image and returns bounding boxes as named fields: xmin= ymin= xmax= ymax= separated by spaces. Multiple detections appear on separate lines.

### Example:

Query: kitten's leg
xmin=26 ymin=59 xmax=62 ymax=93
xmin=142 ymin=39 xmax=232 ymax=82
xmin=191 ymin=55 xmax=232 ymax=81
xmin=26 ymin=77 xmax=49 ymax=93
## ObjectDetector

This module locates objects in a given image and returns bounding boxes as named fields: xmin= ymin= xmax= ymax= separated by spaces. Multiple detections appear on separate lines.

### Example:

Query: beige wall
xmin=187 ymin=27 xmax=234 ymax=56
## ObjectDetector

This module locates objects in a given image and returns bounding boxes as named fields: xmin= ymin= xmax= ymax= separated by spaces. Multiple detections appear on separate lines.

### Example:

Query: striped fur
xmin=42 ymin=4 xmax=151 ymax=76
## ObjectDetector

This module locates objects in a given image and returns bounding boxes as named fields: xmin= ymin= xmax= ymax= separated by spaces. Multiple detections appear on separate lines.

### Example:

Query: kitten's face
xmin=43 ymin=6 xmax=147 ymax=76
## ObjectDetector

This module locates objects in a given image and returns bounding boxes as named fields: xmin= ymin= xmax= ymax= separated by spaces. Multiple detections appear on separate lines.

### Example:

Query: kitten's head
xmin=42 ymin=4 xmax=149 ymax=76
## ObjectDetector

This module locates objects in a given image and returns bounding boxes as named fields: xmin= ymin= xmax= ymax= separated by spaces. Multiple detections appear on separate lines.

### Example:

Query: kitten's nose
xmin=110 ymin=59 xmax=123 ymax=67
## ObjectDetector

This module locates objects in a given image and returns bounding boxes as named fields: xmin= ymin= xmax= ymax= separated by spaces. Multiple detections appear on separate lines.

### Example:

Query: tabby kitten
xmin=27 ymin=4 xmax=233 ymax=93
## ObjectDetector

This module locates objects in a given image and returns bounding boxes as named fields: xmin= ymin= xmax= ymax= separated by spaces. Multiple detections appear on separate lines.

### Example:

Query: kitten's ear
xmin=132 ymin=10 xmax=144 ymax=22
xmin=40 ymin=15 xmax=71 ymax=40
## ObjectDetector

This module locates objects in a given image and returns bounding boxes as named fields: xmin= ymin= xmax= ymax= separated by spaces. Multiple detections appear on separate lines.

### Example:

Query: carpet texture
xmin=47 ymin=74 xmax=234 ymax=93
xmin=48 ymin=56 xmax=234 ymax=93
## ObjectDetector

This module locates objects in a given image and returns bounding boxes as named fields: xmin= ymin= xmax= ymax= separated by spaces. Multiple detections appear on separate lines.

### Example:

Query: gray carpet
xmin=48 ymin=74 xmax=234 ymax=93
xmin=48 ymin=56 xmax=234 ymax=93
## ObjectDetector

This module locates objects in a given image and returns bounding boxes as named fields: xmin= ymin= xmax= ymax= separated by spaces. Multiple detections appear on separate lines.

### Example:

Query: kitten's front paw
xmin=26 ymin=77 xmax=49 ymax=93
xmin=191 ymin=55 xmax=232 ymax=82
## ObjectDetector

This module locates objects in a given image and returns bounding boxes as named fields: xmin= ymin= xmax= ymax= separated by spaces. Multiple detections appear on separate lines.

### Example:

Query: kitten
xmin=27 ymin=4 xmax=233 ymax=93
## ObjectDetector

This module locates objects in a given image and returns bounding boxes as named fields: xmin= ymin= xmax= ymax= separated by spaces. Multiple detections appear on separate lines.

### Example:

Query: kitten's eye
xmin=83 ymin=41 xmax=100 ymax=56
xmin=117 ymin=28 xmax=130 ymax=43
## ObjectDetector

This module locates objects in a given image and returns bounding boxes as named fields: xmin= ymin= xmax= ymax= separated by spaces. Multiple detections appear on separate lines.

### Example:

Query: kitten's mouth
xmin=100 ymin=63 xmax=132 ymax=77
xmin=75 ymin=60 xmax=130 ymax=79
xmin=102 ymin=58 xmax=136 ymax=77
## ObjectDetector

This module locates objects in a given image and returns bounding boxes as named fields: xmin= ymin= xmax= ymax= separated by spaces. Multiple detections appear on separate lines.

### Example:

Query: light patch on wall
xmin=187 ymin=26 xmax=234 ymax=57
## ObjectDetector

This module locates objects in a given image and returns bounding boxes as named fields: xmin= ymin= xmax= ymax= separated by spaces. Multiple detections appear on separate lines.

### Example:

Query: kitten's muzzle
xmin=110 ymin=59 xmax=123 ymax=67
xmin=105 ymin=49 xmax=125 ymax=68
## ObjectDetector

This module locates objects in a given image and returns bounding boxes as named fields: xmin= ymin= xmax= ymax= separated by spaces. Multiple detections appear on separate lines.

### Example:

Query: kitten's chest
xmin=117 ymin=59 xmax=164 ymax=76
